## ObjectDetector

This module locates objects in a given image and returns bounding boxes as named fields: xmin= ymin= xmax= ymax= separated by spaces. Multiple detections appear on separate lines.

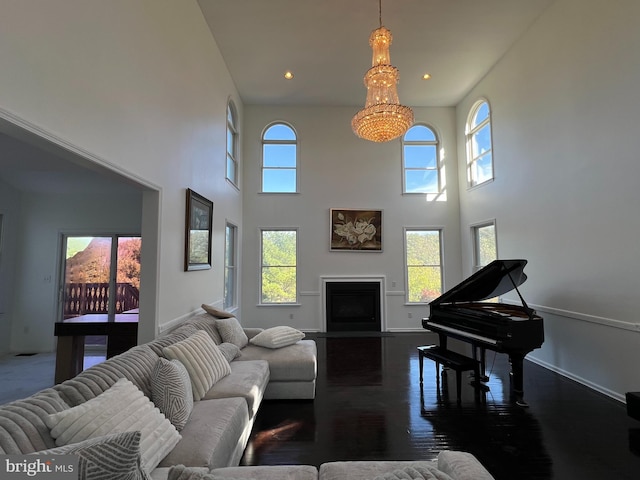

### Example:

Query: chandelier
xmin=351 ymin=0 xmax=414 ymax=142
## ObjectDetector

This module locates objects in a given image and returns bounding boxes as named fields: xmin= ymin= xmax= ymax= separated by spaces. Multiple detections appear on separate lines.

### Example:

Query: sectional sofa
xmin=0 ymin=309 xmax=494 ymax=480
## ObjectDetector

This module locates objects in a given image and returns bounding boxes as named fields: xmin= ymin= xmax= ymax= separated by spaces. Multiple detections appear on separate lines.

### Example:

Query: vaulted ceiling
xmin=0 ymin=1 xmax=555 ymax=193
xmin=198 ymin=0 xmax=555 ymax=107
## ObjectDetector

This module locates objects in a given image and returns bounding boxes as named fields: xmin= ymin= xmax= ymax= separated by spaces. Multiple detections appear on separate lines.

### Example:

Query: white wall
xmin=0 ymin=0 xmax=243 ymax=340
xmin=456 ymin=0 xmax=640 ymax=400
xmin=0 ymin=179 xmax=20 ymax=355
xmin=241 ymin=106 xmax=461 ymax=332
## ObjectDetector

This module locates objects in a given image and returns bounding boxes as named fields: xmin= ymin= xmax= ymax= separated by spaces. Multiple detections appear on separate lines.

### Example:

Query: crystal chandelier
xmin=352 ymin=0 xmax=414 ymax=142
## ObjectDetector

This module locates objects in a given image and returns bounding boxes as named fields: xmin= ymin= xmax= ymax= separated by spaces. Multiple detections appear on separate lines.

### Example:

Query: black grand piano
xmin=422 ymin=259 xmax=544 ymax=406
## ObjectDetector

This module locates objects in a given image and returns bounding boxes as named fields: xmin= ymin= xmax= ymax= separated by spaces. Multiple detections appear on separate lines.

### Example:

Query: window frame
xmin=471 ymin=220 xmax=498 ymax=271
xmin=261 ymin=122 xmax=298 ymax=194
xmin=259 ymin=227 xmax=298 ymax=305
xmin=226 ymin=100 xmax=239 ymax=187
xmin=401 ymin=123 xmax=441 ymax=194
xmin=403 ymin=227 xmax=444 ymax=305
xmin=466 ymin=99 xmax=494 ymax=188
xmin=224 ymin=221 xmax=238 ymax=310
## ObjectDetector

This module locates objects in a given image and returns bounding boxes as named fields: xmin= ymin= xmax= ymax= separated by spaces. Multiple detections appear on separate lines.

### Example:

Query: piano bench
xmin=418 ymin=345 xmax=480 ymax=404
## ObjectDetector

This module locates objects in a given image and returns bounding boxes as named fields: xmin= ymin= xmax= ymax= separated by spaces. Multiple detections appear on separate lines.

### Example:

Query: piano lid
xmin=430 ymin=259 xmax=529 ymax=306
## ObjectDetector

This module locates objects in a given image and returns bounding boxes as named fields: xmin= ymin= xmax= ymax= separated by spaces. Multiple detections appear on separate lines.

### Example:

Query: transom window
xmin=262 ymin=123 xmax=297 ymax=193
xmin=472 ymin=221 xmax=497 ymax=270
xmin=466 ymin=100 xmax=493 ymax=187
xmin=404 ymin=228 xmax=443 ymax=303
xmin=224 ymin=222 xmax=238 ymax=309
xmin=226 ymin=101 xmax=239 ymax=187
xmin=402 ymin=124 xmax=440 ymax=194
xmin=260 ymin=229 xmax=297 ymax=304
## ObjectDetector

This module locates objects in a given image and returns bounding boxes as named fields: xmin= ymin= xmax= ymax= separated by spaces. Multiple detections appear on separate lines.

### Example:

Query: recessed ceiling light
xmin=422 ymin=73 xmax=432 ymax=80
xmin=284 ymin=71 xmax=294 ymax=80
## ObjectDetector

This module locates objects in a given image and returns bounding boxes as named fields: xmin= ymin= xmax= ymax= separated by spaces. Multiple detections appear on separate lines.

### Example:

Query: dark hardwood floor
xmin=240 ymin=332 xmax=640 ymax=479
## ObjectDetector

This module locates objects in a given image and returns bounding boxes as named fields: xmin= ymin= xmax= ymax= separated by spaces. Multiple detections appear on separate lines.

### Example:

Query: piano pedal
xmin=470 ymin=380 xmax=490 ymax=392
xmin=470 ymin=371 xmax=490 ymax=383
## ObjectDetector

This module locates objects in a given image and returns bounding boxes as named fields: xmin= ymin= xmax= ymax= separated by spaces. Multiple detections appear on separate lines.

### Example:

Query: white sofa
xmin=0 ymin=312 xmax=317 ymax=477
xmin=0 ymin=312 xmax=493 ymax=480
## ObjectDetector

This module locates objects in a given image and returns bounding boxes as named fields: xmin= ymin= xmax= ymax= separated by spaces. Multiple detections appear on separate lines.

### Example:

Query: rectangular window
xmin=224 ymin=223 xmax=238 ymax=309
xmin=260 ymin=229 xmax=297 ymax=304
xmin=404 ymin=229 xmax=442 ymax=303
xmin=226 ymin=104 xmax=238 ymax=186
xmin=262 ymin=144 xmax=297 ymax=192
xmin=472 ymin=222 xmax=497 ymax=270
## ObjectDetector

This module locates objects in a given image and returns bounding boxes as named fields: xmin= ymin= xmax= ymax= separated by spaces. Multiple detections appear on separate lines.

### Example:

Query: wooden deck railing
xmin=63 ymin=282 xmax=139 ymax=319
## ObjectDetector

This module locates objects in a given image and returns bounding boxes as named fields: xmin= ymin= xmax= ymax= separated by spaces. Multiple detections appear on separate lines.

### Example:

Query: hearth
xmin=325 ymin=281 xmax=381 ymax=332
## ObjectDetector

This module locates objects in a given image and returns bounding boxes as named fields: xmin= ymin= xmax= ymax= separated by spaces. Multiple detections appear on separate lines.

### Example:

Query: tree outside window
xmin=473 ymin=222 xmax=497 ymax=270
xmin=405 ymin=229 xmax=442 ymax=303
xmin=260 ymin=229 xmax=297 ymax=303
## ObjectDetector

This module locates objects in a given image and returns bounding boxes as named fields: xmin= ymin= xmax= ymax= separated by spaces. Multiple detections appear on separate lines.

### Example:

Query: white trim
xmin=320 ymin=275 xmax=386 ymax=332
xmin=0 ymin=107 xmax=161 ymax=192
xmin=501 ymin=298 xmax=640 ymax=332
xmin=527 ymin=355 xmax=626 ymax=403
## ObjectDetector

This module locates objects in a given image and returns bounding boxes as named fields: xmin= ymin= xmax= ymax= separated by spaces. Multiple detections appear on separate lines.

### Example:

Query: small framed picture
xmin=330 ymin=208 xmax=383 ymax=252
xmin=185 ymin=188 xmax=213 ymax=271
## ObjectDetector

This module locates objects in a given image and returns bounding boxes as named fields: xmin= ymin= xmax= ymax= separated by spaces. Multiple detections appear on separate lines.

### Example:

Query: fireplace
xmin=325 ymin=281 xmax=381 ymax=332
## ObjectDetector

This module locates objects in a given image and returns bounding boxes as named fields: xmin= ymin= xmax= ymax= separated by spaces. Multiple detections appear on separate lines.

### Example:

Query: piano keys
xmin=422 ymin=259 xmax=544 ymax=406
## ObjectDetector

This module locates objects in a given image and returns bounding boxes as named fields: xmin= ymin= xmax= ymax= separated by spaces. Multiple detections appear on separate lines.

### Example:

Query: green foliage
xmin=261 ymin=230 xmax=296 ymax=303
xmin=477 ymin=225 xmax=497 ymax=266
xmin=406 ymin=231 xmax=442 ymax=303
xmin=189 ymin=230 xmax=209 ymax=265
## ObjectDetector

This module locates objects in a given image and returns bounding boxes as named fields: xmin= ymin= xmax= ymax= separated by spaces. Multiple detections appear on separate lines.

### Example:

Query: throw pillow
xmin=201 ymin=304 xmax=235 ymax=318
xmin=249 ymin=326 xmax=305 ymax=349
xmin=151 ymin=358 xmax=194 ymax=431
xmin=218 ymin=342 xmax=241 ymax=362
xmin=0 ymin=388 xmax=70 ymax=454
xmin=184 ymin=314 xmax=223 ymax=345
xmin=45 ymin=378 xmax=181 ymax=473
xmin=162 ymin=330 xmax=232 ymax=401
xmin=34 ymin=431 xmax=150 ymax=480
xmin=215 ymin=317 xmax=248 ymax=349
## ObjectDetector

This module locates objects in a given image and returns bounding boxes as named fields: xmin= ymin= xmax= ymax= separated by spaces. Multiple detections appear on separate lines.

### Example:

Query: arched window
xmin=261 ymin=123 xmax=297 ymax=193
xmin=402 ymin=124 xmax=440 ymax=194
xmin=226 ymin=101 xmax=239 ymax=186
xmin=466 ymin=100 xmax=493 ymax=187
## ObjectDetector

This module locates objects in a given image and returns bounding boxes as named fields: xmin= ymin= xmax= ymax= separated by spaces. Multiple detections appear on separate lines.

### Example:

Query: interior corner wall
xmin=241 ymin=105 xmax=461 ymax=332
xmin=0 ymin=0 xmax=243 ymax=337
xmin=455 ymin=0 xmax=640 ymax=401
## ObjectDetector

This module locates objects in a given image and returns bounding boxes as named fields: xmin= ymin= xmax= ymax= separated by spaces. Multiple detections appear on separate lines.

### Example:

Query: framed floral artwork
xmin=330 ymin=208 xmax=383 ymax=252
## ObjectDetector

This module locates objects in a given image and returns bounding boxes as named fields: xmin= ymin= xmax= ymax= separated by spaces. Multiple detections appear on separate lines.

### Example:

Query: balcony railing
xmin=63 ymin=282 xmax=140 ymax=319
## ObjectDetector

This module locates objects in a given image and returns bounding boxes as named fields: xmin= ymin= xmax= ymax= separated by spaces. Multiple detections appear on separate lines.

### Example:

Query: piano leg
xmin=473 ymin=346 xmax=489 ymax=382
xmin=509 ymin=353 xmax=528 ymax=407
